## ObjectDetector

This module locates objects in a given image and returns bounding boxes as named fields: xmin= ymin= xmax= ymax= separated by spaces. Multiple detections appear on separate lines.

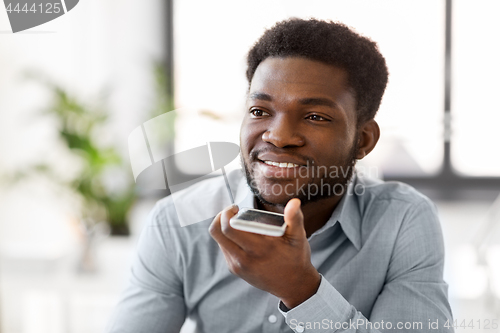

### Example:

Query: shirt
xmin=106 ymin=169 xmax=454 ymax=333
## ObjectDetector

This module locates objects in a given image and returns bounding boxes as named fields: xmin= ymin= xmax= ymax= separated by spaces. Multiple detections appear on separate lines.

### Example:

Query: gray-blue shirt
xmin=106 ymin=169 xmax=453 ymax=333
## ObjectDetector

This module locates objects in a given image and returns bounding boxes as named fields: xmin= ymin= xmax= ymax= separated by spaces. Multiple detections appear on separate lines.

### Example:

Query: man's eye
xmin=307 ymin=114 xmax=328 ymax=121
xmin=250 ymin=109 xmax=269 ymax=117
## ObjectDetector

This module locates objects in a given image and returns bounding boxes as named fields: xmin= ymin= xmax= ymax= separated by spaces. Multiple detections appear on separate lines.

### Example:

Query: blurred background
xmin=0 ymin=0 xmax=499 ymax=332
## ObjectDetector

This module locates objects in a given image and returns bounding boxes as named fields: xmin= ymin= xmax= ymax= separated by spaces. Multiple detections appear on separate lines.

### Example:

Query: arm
xmin=106 ymin=203 xmax=186 ymax=333
xmin=280 ymin=200 xmax=454 ymax=332
xmin=210 ymin=199 xmax=453 ymax=333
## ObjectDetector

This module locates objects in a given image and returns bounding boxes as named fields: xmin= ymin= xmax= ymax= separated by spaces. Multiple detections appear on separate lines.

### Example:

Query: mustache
xmin=249 ymin=148 xmax=315 ymax=165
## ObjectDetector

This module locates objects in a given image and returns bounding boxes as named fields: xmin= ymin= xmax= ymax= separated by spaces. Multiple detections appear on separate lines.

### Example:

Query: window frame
xmin=159 ymin=0 xmax=500 ymax=200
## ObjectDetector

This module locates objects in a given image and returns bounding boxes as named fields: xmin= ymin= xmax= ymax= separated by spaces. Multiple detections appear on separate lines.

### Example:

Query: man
xmin=107 ymin=18 xmax=453 ymax=332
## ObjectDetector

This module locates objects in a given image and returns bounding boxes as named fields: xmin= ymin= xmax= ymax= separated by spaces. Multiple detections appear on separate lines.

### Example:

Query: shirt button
xmin=268 ymin=314 xmax=277 ymax=323
xmin=296 ymin=324 xmax=305 ymax=333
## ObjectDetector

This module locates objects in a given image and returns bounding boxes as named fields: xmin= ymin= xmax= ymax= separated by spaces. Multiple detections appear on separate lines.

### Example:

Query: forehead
xmin=249 ymin=57 xmax=356 ymax=116
xmin=251 ymin=57 xmax=349 ymax=86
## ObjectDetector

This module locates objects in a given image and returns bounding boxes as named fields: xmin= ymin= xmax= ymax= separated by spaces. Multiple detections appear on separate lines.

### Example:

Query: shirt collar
xmin=306 ymin=175 xmax=361 ymax=250
xmin=235 ymin=172 xmax=362 ymax=250
xmin=336 ymin=175 xmax=362 ymax=250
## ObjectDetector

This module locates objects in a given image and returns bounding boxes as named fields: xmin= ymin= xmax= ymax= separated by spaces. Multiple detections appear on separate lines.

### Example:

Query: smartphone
xmin=230 ymin=208 xmax=286 ymax=237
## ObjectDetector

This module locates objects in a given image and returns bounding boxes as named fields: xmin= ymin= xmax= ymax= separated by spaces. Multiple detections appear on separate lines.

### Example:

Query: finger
xmin=218 ymin=204 xmax=240 ymax=239
xmin=209 ymin=207 xmax=245 ymax=255
xmin=284 ymin=198 xmax=305 ymax=237
xmin=219 ymin=205 xmax=273 ymax=252
xmin=209 ymin=209 xmax=248 ymax=272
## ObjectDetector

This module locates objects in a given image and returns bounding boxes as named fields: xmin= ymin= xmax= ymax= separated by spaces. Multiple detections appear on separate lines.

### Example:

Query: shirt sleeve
xmin=278 ymin=199 xmax=454 ymax=333
xmin=105 ymin=202 xmax=186 ymax=333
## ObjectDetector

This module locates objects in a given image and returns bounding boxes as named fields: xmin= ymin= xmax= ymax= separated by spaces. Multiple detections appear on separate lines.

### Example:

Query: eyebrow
xmin=248 ymin=92 xmax=273 ymax=102
xmin=248 ymin=92 xmax=339 ymax=109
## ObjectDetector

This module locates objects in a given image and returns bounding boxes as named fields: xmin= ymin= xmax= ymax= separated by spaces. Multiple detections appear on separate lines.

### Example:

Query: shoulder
xmin=352 ymin=174 xmax=442 ymax=245
xmin=354 ymin=174 xmax=437 ymax=223
xmin=355 ymin=174 xmax=433 ymax=207
xmin=350 ymin=176 xmax=445 ymax=277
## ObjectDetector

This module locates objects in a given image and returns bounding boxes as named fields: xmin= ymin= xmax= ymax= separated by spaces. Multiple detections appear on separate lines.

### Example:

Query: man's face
xmin=240 ymin=57 xmax=360 ymax=208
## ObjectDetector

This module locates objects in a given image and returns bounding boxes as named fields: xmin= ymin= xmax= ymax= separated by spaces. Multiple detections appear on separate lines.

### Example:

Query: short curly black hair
xmin=246 ymin=18 xmax=389 ymax=124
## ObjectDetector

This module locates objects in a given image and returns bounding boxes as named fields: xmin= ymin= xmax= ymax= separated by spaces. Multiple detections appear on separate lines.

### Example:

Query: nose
xmin=261 ymin=116 xmax=305 ymax=148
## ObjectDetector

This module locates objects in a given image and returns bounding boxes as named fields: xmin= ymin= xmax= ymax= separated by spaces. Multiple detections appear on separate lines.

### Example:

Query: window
xmin=169 ymin=0 xmax=500 ymax=193
xmin=173 ymin=0 xmax=445 ymax=177
xmin=452 ymin=0 xmax=500 ymax=177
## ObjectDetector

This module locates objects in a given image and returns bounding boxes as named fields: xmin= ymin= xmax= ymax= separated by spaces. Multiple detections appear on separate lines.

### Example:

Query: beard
xmin=241 ymin=138 xmax=359 ymax=209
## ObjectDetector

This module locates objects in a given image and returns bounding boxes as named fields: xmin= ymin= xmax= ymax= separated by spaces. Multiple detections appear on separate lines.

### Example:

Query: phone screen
xmin=237 ymin=210 xmax=285 ymax=227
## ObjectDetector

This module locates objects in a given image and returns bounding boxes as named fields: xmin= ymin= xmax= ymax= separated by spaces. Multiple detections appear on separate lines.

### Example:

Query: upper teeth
xmin=263 ymin=161 xmax=299 ymax=168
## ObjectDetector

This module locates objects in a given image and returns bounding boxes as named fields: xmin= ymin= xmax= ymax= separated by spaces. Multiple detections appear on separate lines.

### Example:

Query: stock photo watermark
xmin=3 ymin=0 xmax=79 ymax=33
xmin=290 ymin=318 xmax=500 ymax=331
xmin=128 ymin=109 xmax=380 ymax=227
xmin=246 ymin=162 xmax=379 ymax=201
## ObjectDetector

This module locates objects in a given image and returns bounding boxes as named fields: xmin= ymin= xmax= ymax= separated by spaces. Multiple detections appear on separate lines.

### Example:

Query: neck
xmin=258 ymin=195 xmax=344 ymax=238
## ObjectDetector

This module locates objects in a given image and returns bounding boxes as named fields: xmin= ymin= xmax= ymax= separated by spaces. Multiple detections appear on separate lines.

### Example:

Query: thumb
xmin=284 ymin=198 xmax=304 ymax=237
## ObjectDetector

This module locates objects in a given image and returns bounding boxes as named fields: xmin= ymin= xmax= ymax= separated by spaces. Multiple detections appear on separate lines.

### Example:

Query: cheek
xmin=239 ymin=121 xmax=251 ymax=156
xmin=240 ymin=121 xmax=263 ymax=155
xmin=311 ymin=133 xmax=352 ymax=161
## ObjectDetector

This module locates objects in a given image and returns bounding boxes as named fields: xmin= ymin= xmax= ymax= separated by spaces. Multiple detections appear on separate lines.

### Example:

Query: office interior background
xmin=0 ymin=0 xmax=499 ymax=332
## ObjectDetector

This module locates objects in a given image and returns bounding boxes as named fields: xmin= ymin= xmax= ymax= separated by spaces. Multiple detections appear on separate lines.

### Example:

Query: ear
xmin=355 ymin=119 xmax=380 ymax=159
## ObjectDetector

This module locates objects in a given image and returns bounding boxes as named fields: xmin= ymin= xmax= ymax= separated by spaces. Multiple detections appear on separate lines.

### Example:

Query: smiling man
xmin=107 ymin=19 xmax=453 ymax=333
xmin=238 ymin=56 xmax=371 ymax=238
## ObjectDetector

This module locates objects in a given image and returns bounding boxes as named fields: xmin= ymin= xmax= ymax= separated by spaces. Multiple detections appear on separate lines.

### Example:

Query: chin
xmin=251 ymin=178 xmax=302 ymax=207
xmin=255 ymin=191 xmax=293 ymax=207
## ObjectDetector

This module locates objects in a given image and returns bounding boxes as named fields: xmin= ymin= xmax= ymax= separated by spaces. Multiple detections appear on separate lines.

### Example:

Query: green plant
xmin=17 ymin=61 xmax=175 ymax=235
xmin=27 ymin=75 xmax=136 ymax=235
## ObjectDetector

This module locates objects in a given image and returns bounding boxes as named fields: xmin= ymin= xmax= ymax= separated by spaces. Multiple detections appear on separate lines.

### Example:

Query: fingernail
xmin=230 ymin=204 xmax=239 ymax=212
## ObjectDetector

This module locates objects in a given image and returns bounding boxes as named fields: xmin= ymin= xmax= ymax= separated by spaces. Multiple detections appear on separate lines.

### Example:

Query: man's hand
xmin=209 ymin=198 xmax=321 ymax=309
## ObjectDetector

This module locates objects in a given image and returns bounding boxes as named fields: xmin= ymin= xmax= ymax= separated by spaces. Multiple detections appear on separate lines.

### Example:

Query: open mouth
xmin=260 ymin=160 xmax=301 ymax=168
xmin=254 ymin=159 xmax=308 ymax=180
